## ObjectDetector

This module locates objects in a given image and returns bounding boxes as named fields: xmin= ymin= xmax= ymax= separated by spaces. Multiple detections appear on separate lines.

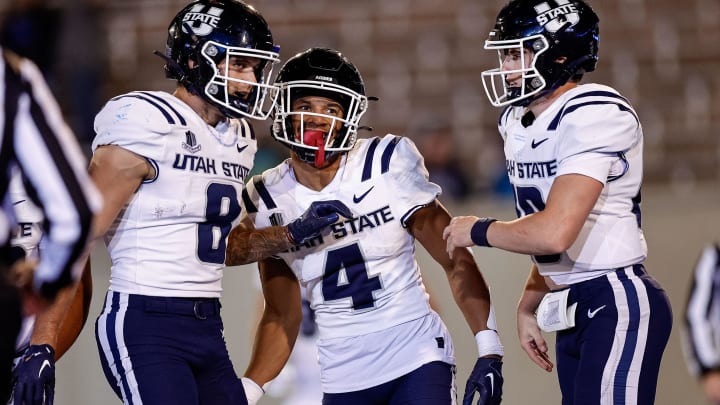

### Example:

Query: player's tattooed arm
xmin=225 ymin=219 xmax=294 ymax=266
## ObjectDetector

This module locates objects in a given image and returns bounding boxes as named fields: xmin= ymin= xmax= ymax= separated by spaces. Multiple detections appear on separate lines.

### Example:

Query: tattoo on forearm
xmin=227 ymin=226 xmax=291 ymax=265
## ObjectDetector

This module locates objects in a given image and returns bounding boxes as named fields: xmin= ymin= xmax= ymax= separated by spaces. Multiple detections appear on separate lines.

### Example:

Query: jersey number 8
xmin=198 ymin=183 xmax=241 ymax=264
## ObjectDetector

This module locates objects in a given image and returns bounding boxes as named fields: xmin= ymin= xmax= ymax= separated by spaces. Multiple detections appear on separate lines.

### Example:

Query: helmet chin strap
xmin=303 ymin=130 xmax=326 ymax=167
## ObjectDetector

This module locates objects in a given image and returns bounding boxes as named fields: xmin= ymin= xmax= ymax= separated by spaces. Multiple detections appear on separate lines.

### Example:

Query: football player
xmin=86 ymin=1 xmax=285 ymax=403
xmin=443 ymin=1 xmax=673 ymax=404
xmin=225 ymin=47 xmax=504 ymax=405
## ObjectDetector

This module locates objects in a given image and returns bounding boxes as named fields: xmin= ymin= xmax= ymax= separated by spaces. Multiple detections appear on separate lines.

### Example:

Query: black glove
xmin=12 ymin=344 xmax=56 ymax=405
xmin=464 ymin=358 xmax=503 ymax=405
xmin=287 ymin=200 xmax=352 ymax=244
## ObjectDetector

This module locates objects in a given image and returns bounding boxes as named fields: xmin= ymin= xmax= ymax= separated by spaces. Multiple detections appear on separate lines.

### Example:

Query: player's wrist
xmin=285 ymin=224 xmax=297 ymax=245
xmin=470 ymin=218 xmax=497 ymax=247
xmin=475 ymin=329 xmax=504 ymax=357
xmin=241 ymin=377 xmax=264 ymax=405
xmin=25 ymin=344 xmax=55 ymax=357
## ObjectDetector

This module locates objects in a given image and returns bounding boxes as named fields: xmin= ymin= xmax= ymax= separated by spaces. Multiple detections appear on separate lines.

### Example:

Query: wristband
xmin=241 ymin=377 xmax=264 ymax=405
xmin=475 ymin=329 xmax=504 ymax=357
xmin=470 ymin=218 xmax=497 ymax=247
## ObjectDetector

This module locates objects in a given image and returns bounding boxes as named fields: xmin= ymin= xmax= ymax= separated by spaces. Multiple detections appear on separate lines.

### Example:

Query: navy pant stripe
xmin=614 ymin=269 xmax=640 ymax=404
xmin=97 ymin=292 xmax=137 ymax=405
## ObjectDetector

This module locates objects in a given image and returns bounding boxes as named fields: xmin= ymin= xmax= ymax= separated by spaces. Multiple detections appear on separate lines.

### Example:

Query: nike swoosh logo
xmin=588 ymin=305 xmax=607 ymax=318
xmin=236 ymin=144 xmax=248 ymax=153
xmin=531 ymin=138 xmax=549 ymax=149
xmin=353 ymin=186 xmax=374 ymax=203
xmin=485 ymin=372 xmax=494 ymax=395
xmin=12 ymin=199 xmax=26 ymax=206
xmin=38 ymin=359 xmax=51 ymax=378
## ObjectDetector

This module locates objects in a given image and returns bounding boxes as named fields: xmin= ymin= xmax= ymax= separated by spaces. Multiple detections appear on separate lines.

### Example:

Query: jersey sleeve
xmin=240 ymin=165 xmax=290 ymax=229
xmin=384 ymin=136 xmax=441 ymax=227
xmin=555 ymin=99 xmax=641 ymax=185
xmin=92 ymin=95 xmax=173 ymax=161
xmin=239 ymin=174 xmax=264 ymax=228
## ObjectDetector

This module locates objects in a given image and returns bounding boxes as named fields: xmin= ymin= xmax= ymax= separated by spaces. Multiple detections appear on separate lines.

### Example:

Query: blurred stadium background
xmin=2 ymin=0 xmax=719 ymax=404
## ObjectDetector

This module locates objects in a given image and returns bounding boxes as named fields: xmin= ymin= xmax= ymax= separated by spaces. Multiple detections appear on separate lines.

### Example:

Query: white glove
xmin=241 ymin=377 xmax=264 ymax=405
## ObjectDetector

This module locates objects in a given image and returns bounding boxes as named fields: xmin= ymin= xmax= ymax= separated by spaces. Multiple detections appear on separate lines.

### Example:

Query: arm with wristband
xmin=443 ymin=174 xmax=604 ymax=258
xmin=242 ymin=257 xmax=303 ymax=405
xmin=408 ymin=200 xmax=504 ymax=405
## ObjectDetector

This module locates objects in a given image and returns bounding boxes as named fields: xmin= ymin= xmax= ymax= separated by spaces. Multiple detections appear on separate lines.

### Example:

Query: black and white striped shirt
xmin=684 ymin=243 xmax=720 ymax=377
xmin=0 ymin=46 xmax=101 ymax=299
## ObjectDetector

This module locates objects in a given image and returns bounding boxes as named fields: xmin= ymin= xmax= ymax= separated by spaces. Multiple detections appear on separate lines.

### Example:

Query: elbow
xmin=541 ymin=230 xmax=576 ymax=254
xmin=225 ymin=251 xmax=249 ymax=266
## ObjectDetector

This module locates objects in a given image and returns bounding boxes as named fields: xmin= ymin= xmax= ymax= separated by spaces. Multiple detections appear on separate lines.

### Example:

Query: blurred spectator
xmin=56 ymin=0 xmax=105 ymax=144
xmin=0 ymin=0 xmax=61 ymax=82
xmin=410 ymin=115 xmax=471 ymax=201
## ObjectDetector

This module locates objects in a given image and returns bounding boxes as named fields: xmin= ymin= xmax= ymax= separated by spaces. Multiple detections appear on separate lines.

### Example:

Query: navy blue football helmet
xmin=271 ymin=48 xmax=369 ymax=167
xmin=482 ymin=0 xmax=599 ymax=107
xmin=162 ymin=0 xmax=280 ymax=119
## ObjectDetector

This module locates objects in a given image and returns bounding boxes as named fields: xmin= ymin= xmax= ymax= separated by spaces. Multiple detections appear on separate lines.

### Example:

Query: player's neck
xmin=528 ymin=81 xmax=578 ymax=117
xmin=290 ymin=154 xmax=342 ymax=191
xmin=173 ymin=86 xmax=226 ymax=126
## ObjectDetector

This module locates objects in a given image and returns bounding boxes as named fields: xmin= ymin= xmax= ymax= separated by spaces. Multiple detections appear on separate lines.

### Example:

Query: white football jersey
xmin=499 ymin=83 xmax=647 ymax=285
xmin=93 ymin=91 xmax=255 ymax=297
xmin=8 ymin=171 xmax=42 ymax=352
xmin=8 ymin=170 xmax=43 ymax=258
xmin=242 ymin=135 xmax=454 ymax=392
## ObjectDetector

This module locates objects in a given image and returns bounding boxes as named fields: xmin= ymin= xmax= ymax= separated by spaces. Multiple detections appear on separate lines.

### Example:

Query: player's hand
xmin=517 ymin=309 xmax=553 ymax=372
xmin=464 ymin=357 xmax=503 ymax=405
xmin=287 ymin=200 xmax=352 ymax=244
xmin=12 ymin=344 xmax=56 ymax=405
xmin=443 ymin=216 xmax=480 ymax=259
xmin=701 ymin=372 xmax=720 ymax=404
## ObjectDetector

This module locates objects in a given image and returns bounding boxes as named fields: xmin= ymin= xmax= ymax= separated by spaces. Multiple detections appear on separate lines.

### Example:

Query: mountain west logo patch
xmin=182 ymin=130 xmax=202 ymax=153
xmin=534 ymin=0 xmax=579 ymax=33
xmin=182 ymin=4 xmax=224 ymax=37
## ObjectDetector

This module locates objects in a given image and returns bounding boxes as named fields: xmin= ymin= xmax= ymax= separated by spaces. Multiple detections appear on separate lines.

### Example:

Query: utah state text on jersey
xmin=288 ymin=205 xmax=394 ymax=253
xmin=506 ymin=158 xmax=557 ymax=179
xmin=172 ymin=153 xmax=251 ymax=180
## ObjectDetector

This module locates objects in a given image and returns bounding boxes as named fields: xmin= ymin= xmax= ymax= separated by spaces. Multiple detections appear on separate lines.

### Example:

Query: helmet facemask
xmin=482 ymin=35 xmax=550 ymax=107
xmin=199 ymin=40 xmax=280 ymax=120
xmin=271 ymin=80 xmax=368 ymax=168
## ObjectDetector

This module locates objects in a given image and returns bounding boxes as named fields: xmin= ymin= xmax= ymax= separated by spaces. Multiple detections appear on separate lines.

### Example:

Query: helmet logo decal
xmin=534 ymin=0 xmax=579 ymax=33
xmin=182 ymin=5 xmax=224 ymax=37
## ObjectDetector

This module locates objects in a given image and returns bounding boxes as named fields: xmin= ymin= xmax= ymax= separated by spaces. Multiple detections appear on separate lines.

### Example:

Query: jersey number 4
xmin=198 ymin=183 xmax=241 ymax=264
xmin=322 ymin=243 xmax=382 ymax=310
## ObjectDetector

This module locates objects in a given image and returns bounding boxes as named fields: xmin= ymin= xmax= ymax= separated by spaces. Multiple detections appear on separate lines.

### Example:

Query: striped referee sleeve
xmin=684 ymin=244 xmax=720 ymax=376
xmin=0 ymin=47 xmax=101 ymax=299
